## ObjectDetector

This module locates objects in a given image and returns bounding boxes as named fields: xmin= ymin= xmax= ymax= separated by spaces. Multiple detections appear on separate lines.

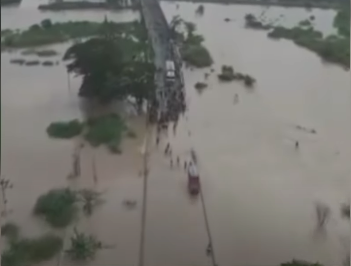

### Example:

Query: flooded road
xmin=1 ymin=1 xmax=350 ymax=266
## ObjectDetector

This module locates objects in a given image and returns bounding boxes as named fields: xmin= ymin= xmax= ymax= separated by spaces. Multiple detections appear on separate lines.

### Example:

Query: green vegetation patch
xmin=169 ymin=16 xmax=213 ymax=68
xmin=182 ymin=44 xmax=212 ymax=68
xmin=34 ymin=188 xmax=77 ymax=228
xmin=1 ymin=234 xmax=63 ymax=266
xmin=85 ymin=114 xmax=126 ymax=152
xmin=267 ymin=8 xmax=350 ymax=68
xmin=245 ymin=13 xmax=271 ymax=30
xmin=46 ymin=119 xmax=84 ymax=139
xmin=334 ymin=8 xmax=350 ymax=38
xmin=21 ymin=49 xmax=58 ymax=57
xmin=281 ymin=260 xmax=323 ymax=266
xmin=1 ymin=19 xmax=140 ymax=49
xmin=218 ymin=65 xmax=256 ymax=86
xmin=1 ymin=222 xmax=20 ymax=241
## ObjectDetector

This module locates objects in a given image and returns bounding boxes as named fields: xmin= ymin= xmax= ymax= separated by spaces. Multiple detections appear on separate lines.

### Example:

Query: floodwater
xmin=1 ymin=1 xmax=350 ymax=266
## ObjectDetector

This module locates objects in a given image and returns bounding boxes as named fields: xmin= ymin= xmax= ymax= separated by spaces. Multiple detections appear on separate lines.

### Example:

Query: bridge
xmin=140 ymin=0 xmax=184 ymax=122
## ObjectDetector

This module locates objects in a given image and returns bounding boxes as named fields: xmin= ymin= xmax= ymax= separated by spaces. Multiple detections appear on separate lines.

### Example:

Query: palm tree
xmin=66 ymin=228 xmax=102 ymax=261
xmin=78 ymin=189 xmax=104 ymax=216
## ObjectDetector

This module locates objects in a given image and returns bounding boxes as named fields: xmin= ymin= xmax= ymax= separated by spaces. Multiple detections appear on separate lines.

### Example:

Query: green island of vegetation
xmin=1 ymin=0 xmax=21 ymax=6
xmin=33 ymin=188 xmax=105 ymax=227
xmin=34 ymin=188 xmax=78 ymax=228
xmin=1 ymin=222 xmax=20 ymax=241
xmin=218 ymin=65 xmax=256 ymax=86
xmin=21 ymin=49 xmax=59 ymax=57
xmin=38 ymin=0 xmax=139 ymax=11
xmin=37 ymin=18 xmax=152 ymax=153
xmin=46 ymin=115 xmax=133 ymax=153
xmin=170 ymin=16 xmax=213 ymax=68
xmin=194 ymin=81 xmax=208 ymax=90
xmin=1 ymin=187 xmax=105 ymax=266
xmin=1 ymin=19 xmax=141 ymax=49
xmin=1 ymin=233 xmax=63 ymax=266
xmin=47 ymin=119 xmax=84 ymax=139
xmin=245 ymin=13 xmax=271 ymax=30
xmin=267 ymin=8 xmax=350 ymax=68
xmin=163 ymin=0 xmax=345 ymax=9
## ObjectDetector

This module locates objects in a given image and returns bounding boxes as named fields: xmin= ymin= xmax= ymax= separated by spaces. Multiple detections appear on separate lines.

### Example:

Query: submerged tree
xmin=77 ymin=189 xmax=104 ymax=216
xmin=315 ymin=202 xmax=331 ymax=230
xmin=195 ymin=5 xmax=204 ymax=15
xmin=341 ymin=203 xmax=350 ymax=219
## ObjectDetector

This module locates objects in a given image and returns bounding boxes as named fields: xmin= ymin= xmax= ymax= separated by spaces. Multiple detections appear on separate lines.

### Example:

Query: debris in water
xmin=123 ymin=200 xmax=137 ymax=209
xmin=295 ymin=125 xmax=317 ymax=134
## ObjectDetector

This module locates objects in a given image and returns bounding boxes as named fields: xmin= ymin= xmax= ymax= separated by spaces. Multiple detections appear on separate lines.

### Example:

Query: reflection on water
xmin=1 ymin=2 xmax=350 ymax=266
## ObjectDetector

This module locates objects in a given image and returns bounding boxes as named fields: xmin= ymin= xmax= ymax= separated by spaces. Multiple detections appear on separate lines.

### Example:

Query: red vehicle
xmin=187 ymin=163 xmax=200 ymax=195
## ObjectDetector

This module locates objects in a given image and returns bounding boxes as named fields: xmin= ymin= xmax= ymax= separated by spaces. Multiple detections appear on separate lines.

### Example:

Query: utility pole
xmin=0 ymin=177 xmax=13 ymax=217
xmin=67 ymin=69 xmax=71 ymax=93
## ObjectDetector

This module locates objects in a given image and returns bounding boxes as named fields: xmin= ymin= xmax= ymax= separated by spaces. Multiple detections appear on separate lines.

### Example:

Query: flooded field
xmin=1 ymin=1 xmax=350 ymax=266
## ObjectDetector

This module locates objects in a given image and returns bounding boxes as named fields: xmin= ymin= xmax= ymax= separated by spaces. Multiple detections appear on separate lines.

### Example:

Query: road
xmin=139 ymin=0 xmax=216 ymax=266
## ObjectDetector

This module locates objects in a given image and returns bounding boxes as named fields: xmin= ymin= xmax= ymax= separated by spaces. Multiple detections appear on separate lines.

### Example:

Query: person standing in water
xmin=295 ymin=141 xmax=299 ymax=149
xmin=233 ymin=93 xmax=239 ymax=104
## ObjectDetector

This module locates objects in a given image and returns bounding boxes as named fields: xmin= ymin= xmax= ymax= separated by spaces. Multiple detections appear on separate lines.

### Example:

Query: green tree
xmin=63 ymin=37 xmax=125 ymax=103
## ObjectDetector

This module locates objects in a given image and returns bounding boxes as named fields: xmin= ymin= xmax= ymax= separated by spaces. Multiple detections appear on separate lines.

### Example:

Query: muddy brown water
xmin=1 ymin=2 xmax=350 ymax=266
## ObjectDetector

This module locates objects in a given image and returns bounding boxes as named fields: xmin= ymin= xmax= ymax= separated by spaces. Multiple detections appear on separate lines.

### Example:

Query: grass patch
xmin=66 ymin=228 xmax=102 ymax=262
xmin=1 ymin=222 xmax=20 ymax=241
xmin=85 ymin=114 xmax=126 ymax=149
xmin=1 ymin=234 xmax=63 ymax=266
xmin=1 ymin=19 xmax=143 ymax=49
xmin=46 ymin=119 xmax=84 ymax=139
xmin=34 ymin=188 xmax=77 ymax=228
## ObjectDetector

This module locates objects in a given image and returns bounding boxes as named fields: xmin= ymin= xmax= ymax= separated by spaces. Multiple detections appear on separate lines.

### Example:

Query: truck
xmin=165 ymin=60 xmax=176 ymax=83
xmin=187 ymin=162 xmax=200 ymax=195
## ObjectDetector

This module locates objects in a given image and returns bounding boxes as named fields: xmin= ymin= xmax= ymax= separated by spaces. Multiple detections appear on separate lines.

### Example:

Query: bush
xmin=77 ymin=189 xmax=104 ymax=216
xmin=341 ymin=203 xmax=350 ymax=219
xmin=1 ymin=222 xmax=20 ymax=241
xmin=34 ymin=188 xmax=77 ymax=228
xmin=194 ymin=82 xmax=207 ymax=90
xmin=85 ymin=114 xmax=126 ymax=148
xmin=1 ymin=234 xmax=63 ymax=266
xmin=46 ymin=119 xmax=83 ymax=139
xmin=182 ymin=44 xmax=212 ymax=68
xmin=66 ymin=228 xmax=102 ymax=262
